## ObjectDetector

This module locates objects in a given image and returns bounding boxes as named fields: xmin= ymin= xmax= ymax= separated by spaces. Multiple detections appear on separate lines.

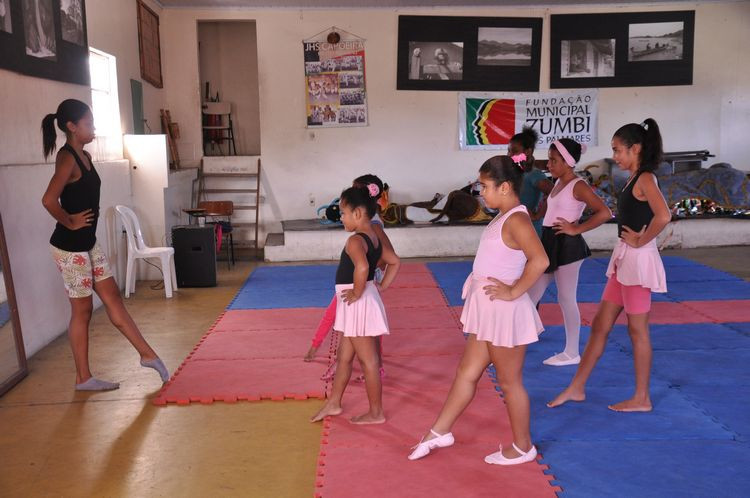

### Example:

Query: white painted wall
xmin=160 ymin=2 xmax=750 ymax=242
xmin=0 ymin=161 xmax=131 ymax=356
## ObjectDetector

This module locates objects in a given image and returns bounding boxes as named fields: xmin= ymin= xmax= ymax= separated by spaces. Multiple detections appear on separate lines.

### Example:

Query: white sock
xmin=75 ymin=377 xmax=120 ymax=391
xmin=141 ymin=357 xmax=170 ymax=383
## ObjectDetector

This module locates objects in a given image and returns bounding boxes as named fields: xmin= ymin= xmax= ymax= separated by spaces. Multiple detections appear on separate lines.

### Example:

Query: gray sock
xmin=141 ymin=357 xmax=170 ymax=383
xmin=75 ymin=377 xmax=120 ymax=391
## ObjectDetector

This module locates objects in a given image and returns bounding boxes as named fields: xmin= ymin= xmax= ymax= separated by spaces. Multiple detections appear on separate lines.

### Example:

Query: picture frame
xmin=136 ymin=0 xmax=162 ymax=88
xmin=0 ymin=0 xmax=89 ymax=86
xmin=397 ymin=15 xmax=542 ymax=92
xmin=550 ymin=10 xmax=694 ymax=89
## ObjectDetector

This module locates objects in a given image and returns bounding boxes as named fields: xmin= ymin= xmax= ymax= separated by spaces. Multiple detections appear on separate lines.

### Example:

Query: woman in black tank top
xmin=548 ymin=118 xmax=671 ymax=414
xmin=41 ymin=99 xmax=169 ymax=391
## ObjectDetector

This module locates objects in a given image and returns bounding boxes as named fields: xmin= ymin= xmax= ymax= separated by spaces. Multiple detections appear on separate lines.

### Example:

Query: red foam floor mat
xmin=212 ymin=308 xmax=327 ymax=332
xmin=681 ymin=300 xmax=750 ymax=323
xmin=153 ymin=357 xmax=327 ymax=405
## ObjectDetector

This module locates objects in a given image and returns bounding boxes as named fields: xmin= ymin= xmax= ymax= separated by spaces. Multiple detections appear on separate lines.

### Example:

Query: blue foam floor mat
xmin=726 ymin=322 xmax=750 ymax=336
xmin=538 ymin=440 xmax=750 ymax=498
xmin=610 ymin=323 xmax=750 ymax=352
xmin=676 ymin=385 xmax=750 ymax=441
xmin=528 ymin=384 xmax=735 ymax=442
xmin=651 ymin=349 xmax=750 ymax=387
xmin=665 ymin=280 xmax=750 ymax=301
xmin=228 ymin=288 xmax=334 ymax=309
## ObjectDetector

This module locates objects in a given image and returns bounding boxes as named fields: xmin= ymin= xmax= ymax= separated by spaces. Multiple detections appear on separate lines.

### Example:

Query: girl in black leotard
xmin=41 ymin=99 xmax=169 ymax=391
xmin=548 ymin=118 xmax=672 ymax=412
xmin=311 ymin=184 xmax=400 ymax=425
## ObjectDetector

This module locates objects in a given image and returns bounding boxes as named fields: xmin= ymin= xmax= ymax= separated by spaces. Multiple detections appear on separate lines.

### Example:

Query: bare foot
xmin=310 ymin=402 xmax=342 ymax=422
xmin=547 ymin=387 xmax=586 ymax=408
xmin=304 ymin=346 xmax=318 ymax=362
xmin=608 ymin=398 xmax=652 ymax=412
xmin=350 ymin=412 xmax=386 ymax=425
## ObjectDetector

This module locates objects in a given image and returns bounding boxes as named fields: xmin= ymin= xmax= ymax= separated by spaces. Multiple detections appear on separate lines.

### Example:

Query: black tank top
xmin=335 ymin=232 xmax=382 ymax=284
xmin=49 ymin=144 xmax=101 ymax=252
xmin=617 ymin=171 xmax=654 ymax=237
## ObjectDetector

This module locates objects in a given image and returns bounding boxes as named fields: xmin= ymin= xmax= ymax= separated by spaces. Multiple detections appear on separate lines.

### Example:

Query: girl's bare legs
xmin=489 ymin=344 xmax=531 ymax=458
xmin=311 ymin=334 xmax=354 ymax=422
xmin=547 ymin=299 xmax=623 ymax=407
xmin=609 ymin=312 xmax=652 ymax=412
xmin=68 ymin=295 xmax=94 ymax=383
xmin=350 ymin=336 xmax=385 ymax=424
xmin=93 ymin=277 xmax=158 ymax=360
xmin=421 ymin=335 xmax=491 ymax=441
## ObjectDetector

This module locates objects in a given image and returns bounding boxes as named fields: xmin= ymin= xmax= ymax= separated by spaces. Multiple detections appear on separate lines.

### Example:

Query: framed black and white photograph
xmin=0 ymin=0 xmax=13 ymax=34
xmin=561 ymin=39 xmax=615 ymax=78
xmin=477 ymin=27 xmax=532 ymax=66
xmin=550 ymin=10 xmax=694 ymax=89
xmin=408 ymin=41 xmax=464 ymax=80
xmin=397 ymin=15 xmax=542 ymax=91
xmin=23 ymin=0 xmax=56 ymax=60
xmin=0 ymin=0 xmax=89 ymax=85
xmin=628 ymin=22 xmax=683 ymax=61
xmin=60 ymin=0 xmax=84 ymax=46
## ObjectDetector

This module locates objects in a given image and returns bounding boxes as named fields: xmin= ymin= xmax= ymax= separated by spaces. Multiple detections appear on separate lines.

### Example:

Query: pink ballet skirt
xmin=333 ymin=281 xmax=389 ymax=337
xmin=606 ymin=239 xmax=667 ymax=293
xmin=460 ymin=273 xmax=544 ymax=348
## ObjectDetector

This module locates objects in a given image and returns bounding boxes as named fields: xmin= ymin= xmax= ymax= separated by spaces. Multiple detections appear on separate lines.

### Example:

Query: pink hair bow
xmin=511 ymin=153 xmax=527 ymax=169
xmin=367 ymin=183 xmax=380 ymax=197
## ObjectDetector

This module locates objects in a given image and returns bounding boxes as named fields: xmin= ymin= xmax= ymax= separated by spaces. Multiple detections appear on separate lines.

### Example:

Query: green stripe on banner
xmin=465 ymin=98 xmax=484 ymax=146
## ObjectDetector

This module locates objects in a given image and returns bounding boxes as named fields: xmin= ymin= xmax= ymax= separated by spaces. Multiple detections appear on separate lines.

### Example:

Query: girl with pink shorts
xmin=548 ymin=118 xmax=671 ymax=412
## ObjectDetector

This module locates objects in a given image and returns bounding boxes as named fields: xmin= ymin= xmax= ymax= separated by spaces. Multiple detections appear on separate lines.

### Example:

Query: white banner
xmin=458 ymin=90 xmax=598 ymax=151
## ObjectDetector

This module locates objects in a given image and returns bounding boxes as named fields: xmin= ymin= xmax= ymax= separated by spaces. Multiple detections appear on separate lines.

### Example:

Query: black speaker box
xmin=172 ymin=225 xmax=217 ymax=287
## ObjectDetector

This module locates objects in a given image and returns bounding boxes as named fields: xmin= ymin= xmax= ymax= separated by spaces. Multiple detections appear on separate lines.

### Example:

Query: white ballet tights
xmin=527 ymin=259 xmax=584 ymax=358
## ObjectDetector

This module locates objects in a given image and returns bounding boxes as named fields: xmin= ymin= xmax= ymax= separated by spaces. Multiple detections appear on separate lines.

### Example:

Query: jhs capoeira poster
xmin=303 ymin=28 xmax=368 ymax=128
xmin=458 ymin=90 xmax=599 ymax=150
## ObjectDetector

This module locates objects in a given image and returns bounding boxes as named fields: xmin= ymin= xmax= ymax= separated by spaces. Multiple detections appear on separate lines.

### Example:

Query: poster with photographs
xmin=303 ymin=27 xmax=368 ymax=128
xmin=397 ymin=15 xmax=542 ymax=92
xmin=0 ymin=0 xmax=89 ymax=85
xmin=550 ymin=11 xmax=694 ymax=88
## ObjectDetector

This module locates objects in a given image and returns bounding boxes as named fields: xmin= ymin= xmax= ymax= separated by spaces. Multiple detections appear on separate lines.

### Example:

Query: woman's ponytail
xmin=613 ymin=117 xmax=664 ymax=172
xmin=640 ymin=118 xmax=663 ymax=172
xmin=41 ymin=99 xmax=91 ymax=160
xmin=41 ymin=113 xmax=58 ymax=160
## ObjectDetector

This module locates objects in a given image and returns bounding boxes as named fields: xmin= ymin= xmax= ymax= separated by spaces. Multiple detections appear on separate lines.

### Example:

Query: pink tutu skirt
xmin=333 ymin=281 xmax=389 ymax=337
xmin=460 ymin=274 xmax=543 ymax=348
xmin=606 ymin=239 xmax=667 ymax=293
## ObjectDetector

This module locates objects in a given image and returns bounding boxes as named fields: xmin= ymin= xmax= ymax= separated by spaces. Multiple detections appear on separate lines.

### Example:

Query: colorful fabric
xmin=50 ymin=241 xmax=113 ymax=298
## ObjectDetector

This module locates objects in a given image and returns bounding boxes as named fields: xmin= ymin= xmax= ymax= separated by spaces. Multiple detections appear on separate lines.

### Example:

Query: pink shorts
xmin=602 ymin=273 xmax=651 ymax=315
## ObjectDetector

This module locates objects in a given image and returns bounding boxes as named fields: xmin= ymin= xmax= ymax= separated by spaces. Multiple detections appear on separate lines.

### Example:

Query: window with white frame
xmin=88 ymin=47 xmax=122 ymax=160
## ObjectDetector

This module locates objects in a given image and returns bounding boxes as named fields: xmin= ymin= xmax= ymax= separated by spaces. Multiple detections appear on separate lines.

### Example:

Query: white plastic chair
xmin=115 ymin=205 xmax=177 ymax=298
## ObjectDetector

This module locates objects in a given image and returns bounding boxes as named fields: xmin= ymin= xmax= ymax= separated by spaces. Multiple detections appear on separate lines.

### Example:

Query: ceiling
xmin=158 ymin=0 xmax=698 ymax=7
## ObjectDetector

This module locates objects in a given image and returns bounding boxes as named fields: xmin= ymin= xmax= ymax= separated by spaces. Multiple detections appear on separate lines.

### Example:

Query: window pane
xmin=89 ymin=50 xmax=110 ymax=92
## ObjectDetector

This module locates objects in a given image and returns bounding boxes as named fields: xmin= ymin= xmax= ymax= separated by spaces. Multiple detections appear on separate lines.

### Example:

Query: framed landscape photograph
xmin=550 ymin=10 xmax=694 ymax=88
xmin=397 ymin=15 xmax=542 ymax=92
xmin=0 ymin=0 xmax=90 ymax=85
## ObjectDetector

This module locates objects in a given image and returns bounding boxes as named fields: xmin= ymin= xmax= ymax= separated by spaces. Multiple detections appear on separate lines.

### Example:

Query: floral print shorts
xmin=50 ymin=242 xmax=113 ymax=298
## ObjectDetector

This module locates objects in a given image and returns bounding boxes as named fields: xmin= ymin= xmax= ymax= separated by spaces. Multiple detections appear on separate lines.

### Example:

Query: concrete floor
xmin=0 ymin=246 xmax=748 ymax=497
